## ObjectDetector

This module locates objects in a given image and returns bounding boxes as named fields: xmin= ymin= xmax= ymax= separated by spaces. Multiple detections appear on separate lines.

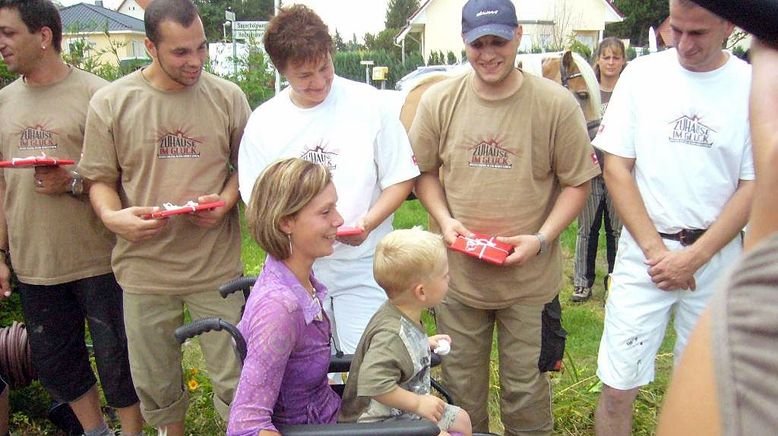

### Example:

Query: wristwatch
xmin=534 ymin=232 xmax=548 ymax=256
xmin=70 ymin=171 xmax=84 ymax=196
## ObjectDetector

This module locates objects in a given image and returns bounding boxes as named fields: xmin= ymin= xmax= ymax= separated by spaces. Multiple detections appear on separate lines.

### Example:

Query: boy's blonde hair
xmin=373 ymin=228 xmax=447 ymax=299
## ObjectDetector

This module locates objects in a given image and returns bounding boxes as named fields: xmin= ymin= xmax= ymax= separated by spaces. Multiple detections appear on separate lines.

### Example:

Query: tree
xmin=334 ymin=30 xmax=347 ymax=52
xmin=383 ymin=0 xmax=420 ymax=57
xmin=364 ymin=29 xmax=401 ymax=55
xmin=385 ymin=0 xmax=419 ymax=29
xmin=606 ymin=0 xmax=669 ymax=47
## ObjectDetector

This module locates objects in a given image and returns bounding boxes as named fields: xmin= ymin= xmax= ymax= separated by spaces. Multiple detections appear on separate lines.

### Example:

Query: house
xmin=114 ymin=0 xmax=145 ymax=20
xmin=395 ymin=0 xmax=624 ymax=62
xmin=59 ymin=2 xmax=148 ymax=67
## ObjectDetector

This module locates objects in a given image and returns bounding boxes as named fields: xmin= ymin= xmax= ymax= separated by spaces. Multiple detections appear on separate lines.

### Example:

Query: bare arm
xmin=0 ymin=178 xmax=11 ymax=298
xmin=414 ymin=171 xmax=471 ymax=245
xmin=374 ymin=386 xmax=445 ymax=423
xmin=657 ymin=310 xmax=720 ymax=436
xmin=744 ymin=40 xmax=778 ymax=251
xmin=646 ymin=179 xmax=753 ymax=291
xmin=603 ymin=153 xmax=666 ymax=259
xmin=89 ymin=181 xmax=167 ymax=242
xmin=604 ymin=152 xmax=696 ymax=290
xmin=337 ymin=179 xmax=416 ymax=246
xmin=498 ymin=181 xmax=590 ymax=266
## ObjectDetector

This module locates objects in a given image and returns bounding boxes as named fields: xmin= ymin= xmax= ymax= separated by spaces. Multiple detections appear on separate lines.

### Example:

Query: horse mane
xmin=517 ymin=51 xmax=601 ymax=123
xmin=570 ymin=51 xmax=602 ymax=118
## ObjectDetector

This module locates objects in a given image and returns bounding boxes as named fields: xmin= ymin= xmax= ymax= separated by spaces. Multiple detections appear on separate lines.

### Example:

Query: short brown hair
xmin=373 ymin=229 xmax=447 ymax=299
xmin=263 ymin=4 xmax=333 ymax=73
xmin=246 ymin=158 xmax=332 ymax=260
xmin=0 ymin=0 xmax=62 ymax=52
xmin=144 ymin=0 xmax=199 ymax=44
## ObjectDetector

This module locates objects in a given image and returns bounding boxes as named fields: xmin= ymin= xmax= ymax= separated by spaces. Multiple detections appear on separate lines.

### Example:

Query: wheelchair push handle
xmin=174 ymin=317 xmax=248 ymax=362
xmin=218 ymin=276 xmax=258 ymax=299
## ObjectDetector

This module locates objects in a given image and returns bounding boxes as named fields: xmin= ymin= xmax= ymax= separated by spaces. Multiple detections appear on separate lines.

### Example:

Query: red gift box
xmin=142 ymin=200 xmax=226 ymax=219
xmin=450 ymin=233 xmax=514 ymax=265
xmin=0 ymin=156 xmax=75 ymax=167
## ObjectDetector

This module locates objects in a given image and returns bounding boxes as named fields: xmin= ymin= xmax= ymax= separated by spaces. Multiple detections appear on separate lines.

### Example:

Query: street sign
xmin=225 ymin=10 xmax=236 ymax=22
xmin=233 ymin=21 xmax=269 ymax=41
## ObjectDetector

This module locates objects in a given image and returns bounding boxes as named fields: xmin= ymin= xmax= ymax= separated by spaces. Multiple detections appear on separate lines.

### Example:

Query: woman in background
xmin=571 ymin=37 xmax=627 ymax=303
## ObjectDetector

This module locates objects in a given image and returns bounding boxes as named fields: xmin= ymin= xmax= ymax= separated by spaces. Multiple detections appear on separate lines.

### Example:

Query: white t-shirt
xmin=593 ymin=49 xmax=754 ymax=233
xmin=238 ymin=75 xmax=419 ymax=260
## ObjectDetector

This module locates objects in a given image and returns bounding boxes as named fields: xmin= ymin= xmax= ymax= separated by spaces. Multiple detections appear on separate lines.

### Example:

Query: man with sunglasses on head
xmin=408 ymin=0 xmax=599 ymax=434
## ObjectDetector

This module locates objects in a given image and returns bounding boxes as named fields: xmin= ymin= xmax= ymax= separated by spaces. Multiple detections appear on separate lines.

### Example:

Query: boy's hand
xmin=415 ymin=394 xmax=445 ymax=423
xmin=428 ymin=334 xmax=451 ymax=349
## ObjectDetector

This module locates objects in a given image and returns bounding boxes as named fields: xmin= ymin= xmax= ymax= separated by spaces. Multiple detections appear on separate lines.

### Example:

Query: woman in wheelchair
xmin=227 ymin=158 xmax=344 ymax=435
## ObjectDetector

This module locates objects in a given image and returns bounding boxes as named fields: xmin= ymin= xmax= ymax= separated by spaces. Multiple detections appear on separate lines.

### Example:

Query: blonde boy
xmin=339 ymin=229 xmax=472 ymax=436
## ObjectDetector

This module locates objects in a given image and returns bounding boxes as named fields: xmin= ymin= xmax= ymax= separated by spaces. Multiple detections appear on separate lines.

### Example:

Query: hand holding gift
xmin=450 ymin=232 xmax=514 ymax=265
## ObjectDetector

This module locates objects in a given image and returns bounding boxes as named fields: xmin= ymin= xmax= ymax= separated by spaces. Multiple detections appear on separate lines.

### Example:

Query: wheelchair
xmin=175 ymin=276 xmax=497 ymax=436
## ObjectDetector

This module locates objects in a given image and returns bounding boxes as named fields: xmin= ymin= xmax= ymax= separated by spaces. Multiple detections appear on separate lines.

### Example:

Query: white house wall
xmin=414 ymin=0 xmax=619 ymax=62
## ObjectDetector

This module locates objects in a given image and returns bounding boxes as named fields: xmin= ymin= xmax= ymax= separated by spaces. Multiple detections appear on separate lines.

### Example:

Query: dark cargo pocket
xmin=538 ymin=295 xmax=567 ymax=372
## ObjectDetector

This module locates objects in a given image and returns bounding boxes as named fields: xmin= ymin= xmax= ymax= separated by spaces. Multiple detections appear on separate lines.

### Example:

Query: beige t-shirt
xmin=410 ymin=71 xmax=600 ymax=307
xmin=79 ymin=70 xmax=250 ymax=294
xmin=0 ymin=68 xmax=114 ymax=285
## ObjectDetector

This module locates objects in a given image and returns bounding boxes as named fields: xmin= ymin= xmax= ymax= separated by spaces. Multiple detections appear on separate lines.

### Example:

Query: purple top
xmin=227 ymin=256 xmax=340 ymax=435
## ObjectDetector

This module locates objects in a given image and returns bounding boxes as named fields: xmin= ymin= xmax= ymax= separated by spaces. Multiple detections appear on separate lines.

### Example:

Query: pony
xmin=398 ymin=50 xmax=602 ymax=139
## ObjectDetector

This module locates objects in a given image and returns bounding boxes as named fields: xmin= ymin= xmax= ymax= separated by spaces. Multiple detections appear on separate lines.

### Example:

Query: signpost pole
xmin=225 ymin=9 xmax=237 ymax=78
xmin=274 ymin=0 xmax=281 ymax=95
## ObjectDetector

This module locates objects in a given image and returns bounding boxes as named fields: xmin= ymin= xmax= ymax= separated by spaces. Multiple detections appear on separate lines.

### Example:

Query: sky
xmin=57 ymin=0 xmax=394 ymax=41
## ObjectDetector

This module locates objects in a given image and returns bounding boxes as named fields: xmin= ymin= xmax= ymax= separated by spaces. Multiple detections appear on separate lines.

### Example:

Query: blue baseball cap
xmin=461 ymin=0 xmax=519 ymax=44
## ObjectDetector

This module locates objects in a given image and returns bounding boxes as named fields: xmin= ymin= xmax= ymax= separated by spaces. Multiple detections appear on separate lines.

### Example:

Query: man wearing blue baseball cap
xmin=409 ymin=0 xmax=599 ymax=434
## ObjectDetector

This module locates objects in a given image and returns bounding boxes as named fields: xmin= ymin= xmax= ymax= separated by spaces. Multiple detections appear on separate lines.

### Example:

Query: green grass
xmin=12 ymin=201 xmax=677 ymax=435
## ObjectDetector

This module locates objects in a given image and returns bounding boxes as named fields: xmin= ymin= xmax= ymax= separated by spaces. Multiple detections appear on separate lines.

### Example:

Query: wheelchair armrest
xmin=218 ymin=276 xmax=258 ymax=299
xmin=329 ymin=351 xmax=440 ymax=374
xmin=277 ymin=420 xmax=440 ymax=436
xmin=173 ymin=317 xmax=247 ymax=362
xmin=431 ymin=352 xmax=442 ymax=367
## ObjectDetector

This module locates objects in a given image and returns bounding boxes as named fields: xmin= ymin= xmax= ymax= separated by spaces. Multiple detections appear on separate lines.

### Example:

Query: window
xmin=574 ymin=32 xmax=596 ymax=50
xmin=519 ymin=33 xmax=534 ymax=52
xmin=130 ymin=40 xmax=147 ymax=58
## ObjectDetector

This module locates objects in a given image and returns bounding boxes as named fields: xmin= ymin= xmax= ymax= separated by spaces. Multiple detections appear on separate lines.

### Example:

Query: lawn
xmin=11 ymin=200 xmax=676 ymax=435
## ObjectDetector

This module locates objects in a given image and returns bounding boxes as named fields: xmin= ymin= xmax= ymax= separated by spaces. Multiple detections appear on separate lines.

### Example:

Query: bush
xmin=232 ymin=48 xmax=275 ymax=109
xmin=0 ymin=59 xmax=16 ymax=89
xmin=569 ymin=40 xmax=592 ymax=63
xmin=626 ymin=46 xmax=638 ymax=61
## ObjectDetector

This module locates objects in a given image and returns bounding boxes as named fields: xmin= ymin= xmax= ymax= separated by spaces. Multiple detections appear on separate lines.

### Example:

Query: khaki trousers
xmin=123 ymin=289 xmax=244 ymax=427
xmin=435 ymin=295 xmax=552 ymax=436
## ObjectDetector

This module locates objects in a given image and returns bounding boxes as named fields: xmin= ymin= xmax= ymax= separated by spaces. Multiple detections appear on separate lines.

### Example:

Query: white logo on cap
xmin=476 ymin=9 xmax=499 ymax=17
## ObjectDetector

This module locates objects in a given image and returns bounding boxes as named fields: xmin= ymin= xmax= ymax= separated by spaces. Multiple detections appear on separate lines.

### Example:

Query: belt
xmin=658 ymin=229 xmax=706 ymax=246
